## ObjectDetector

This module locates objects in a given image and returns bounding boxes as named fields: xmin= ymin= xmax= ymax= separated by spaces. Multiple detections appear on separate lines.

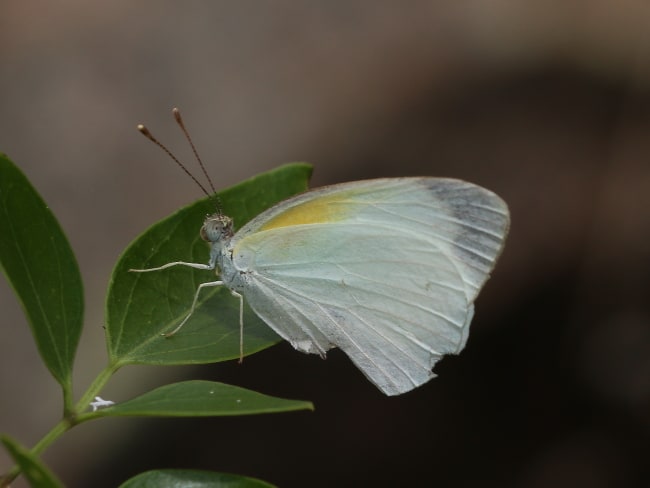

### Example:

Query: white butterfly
xmin=133 ymin=176 xmax=509 ymax=396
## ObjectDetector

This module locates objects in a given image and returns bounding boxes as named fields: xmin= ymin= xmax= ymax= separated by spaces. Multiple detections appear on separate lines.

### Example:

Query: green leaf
xmin=92 ymin=380 xmax=313 ymax=417
xmin=1 ymin=435 xmax=64 ymax=488
xmin=119 ymin=469 xmax=276 ymax=488
xmin=0 ymin=154 xmax=83 ymax=390
xmin=106 ymin=164 xmax=312 ymax=366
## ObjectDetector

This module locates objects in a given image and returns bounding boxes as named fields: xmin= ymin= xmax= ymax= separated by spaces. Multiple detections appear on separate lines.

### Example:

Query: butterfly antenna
xmin=137 ymin=109 xmax=223 ymax=214
xmin=173 ymin=108 xmax=223 ymax=214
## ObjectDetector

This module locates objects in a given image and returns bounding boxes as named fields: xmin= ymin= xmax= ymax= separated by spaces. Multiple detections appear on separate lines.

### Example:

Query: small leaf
xmin=1 ymin=435 xmax=64 ymax=488
xmin=106 ymin=163 xmax=312 ymax=366
xmin=93 ymin=380 xmax=313 ymax=417
xmin=0 ymin=154 xmax=83 ymax=389
xmin=119 ymin=469 xmax=276 ymax=488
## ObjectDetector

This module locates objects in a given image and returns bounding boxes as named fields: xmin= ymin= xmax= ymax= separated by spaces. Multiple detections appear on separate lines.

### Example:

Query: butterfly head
xmin=200 ymin=213 xmax=234 ymax=244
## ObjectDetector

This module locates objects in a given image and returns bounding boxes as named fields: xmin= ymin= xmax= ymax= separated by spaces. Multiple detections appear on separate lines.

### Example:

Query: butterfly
xmin=132 ymin=110 xmax=510 ymax=396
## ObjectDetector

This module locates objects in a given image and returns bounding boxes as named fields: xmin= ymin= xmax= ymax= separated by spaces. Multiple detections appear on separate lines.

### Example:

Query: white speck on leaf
xmin=90 ymin=396 xmax=115 ymax=411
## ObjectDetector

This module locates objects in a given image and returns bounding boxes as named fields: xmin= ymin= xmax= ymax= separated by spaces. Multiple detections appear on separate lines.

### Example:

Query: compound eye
xmin=200 ymin=225 xmax=209 ymax=242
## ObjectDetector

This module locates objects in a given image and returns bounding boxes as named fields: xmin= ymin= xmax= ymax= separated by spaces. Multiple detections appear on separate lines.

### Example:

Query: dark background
xmin=1 ymin=2 xmax=648 ymax=487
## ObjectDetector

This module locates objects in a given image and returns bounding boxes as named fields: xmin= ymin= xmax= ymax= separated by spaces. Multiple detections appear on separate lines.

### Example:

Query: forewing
xmin=231 ymin=178 xmax=509 ymax=395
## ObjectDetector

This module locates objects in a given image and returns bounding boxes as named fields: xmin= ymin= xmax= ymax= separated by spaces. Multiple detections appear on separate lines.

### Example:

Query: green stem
xmin=0 ymin=363 xmax=120 ymax=486
xmin=0 ymin=419 xmax=69 ymax=486
xmin=62 ymin=377 xmax=75 ymax=417
xmin=29 ymin=419 xmax=70 ymax=457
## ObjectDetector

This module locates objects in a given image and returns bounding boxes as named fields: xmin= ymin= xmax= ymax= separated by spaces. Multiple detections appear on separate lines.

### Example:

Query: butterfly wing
xmin=228 ymin=178 xmax=509 ymax=395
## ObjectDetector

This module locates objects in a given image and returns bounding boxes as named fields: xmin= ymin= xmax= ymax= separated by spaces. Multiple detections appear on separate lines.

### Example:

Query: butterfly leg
xmin=163 ymin=280 xmax=224 ymax=337
xmin=230 ymin=290 xmax=244 ymax=363
xmin=129 ymin=261 xmax=214 ymax=272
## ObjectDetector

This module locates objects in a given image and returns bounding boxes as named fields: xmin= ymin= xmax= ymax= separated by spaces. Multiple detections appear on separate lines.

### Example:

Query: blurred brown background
xmin=1 ymin=1 xmax=649 ymax=487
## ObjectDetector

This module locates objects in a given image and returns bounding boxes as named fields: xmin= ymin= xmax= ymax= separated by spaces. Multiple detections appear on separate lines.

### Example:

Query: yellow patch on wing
xmin=259 ymin=190 xmax=358 ymax=231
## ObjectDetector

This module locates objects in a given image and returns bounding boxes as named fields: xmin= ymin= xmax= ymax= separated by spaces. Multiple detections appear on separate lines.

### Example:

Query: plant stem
xmin=0 ymin=419 xmax=68 ymax=486
xmin=0 ymin=363 xmax=120 ymax=485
